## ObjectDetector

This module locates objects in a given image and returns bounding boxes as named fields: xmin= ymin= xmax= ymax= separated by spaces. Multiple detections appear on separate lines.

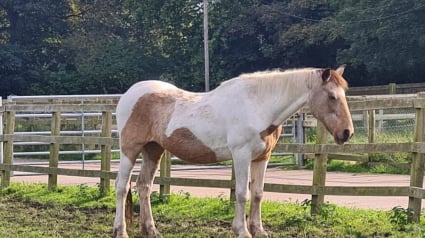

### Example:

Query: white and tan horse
xmin=113 ymin=65 xmax=354 ymax=238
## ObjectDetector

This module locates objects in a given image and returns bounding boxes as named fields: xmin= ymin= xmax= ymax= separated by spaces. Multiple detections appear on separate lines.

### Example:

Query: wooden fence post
xmin=1 ymin=110 xmax=15 ymax=189
xmin=408 ymin=92 xmax=425 ymax=222
xmin=311 ymin=121 xmax=328 ymax=215
xmin=368 ymin=110 xmax=376 ymax=144
xmin=388 ymin=83 xmax=397 ymax=94
xmin=48 ymin=111 xmax=61 ymax=191
xmin=100 ymin=111 xmax=112 ymax=196
xmin=362 ymin=110 xmax=369 ymax=135
xmin=368 ymin=110 xmax=376 ymax=162
xmin=377 ymin=109 xmax=384 ymax=134
xmin=159 ymin=151 xmax=171 ymax=198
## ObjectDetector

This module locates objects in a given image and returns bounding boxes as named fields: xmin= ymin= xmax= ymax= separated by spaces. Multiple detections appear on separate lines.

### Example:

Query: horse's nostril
xmin=343 ymin=129 xmax=350 ymax=140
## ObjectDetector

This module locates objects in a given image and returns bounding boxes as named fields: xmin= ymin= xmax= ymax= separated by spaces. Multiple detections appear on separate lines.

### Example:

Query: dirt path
xmin=10 ymin=161 xmax=424 ymax=210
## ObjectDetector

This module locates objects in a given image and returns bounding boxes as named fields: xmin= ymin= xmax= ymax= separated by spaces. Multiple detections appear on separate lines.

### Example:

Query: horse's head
xmin=309 ymin=65 xmax=354 ymax=145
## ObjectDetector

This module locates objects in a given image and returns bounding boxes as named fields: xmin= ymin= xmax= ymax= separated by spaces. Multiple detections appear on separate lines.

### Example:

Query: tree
xmin=62 ymin=0 xmax=161 ymax=94
xmin=0 ymin=0 xmax=71 ymax=97
xmin=208 ymin=0 xmax=345 ymax=86
xmin=126 ymin=0 xmax=205 ymax=91
xmin=1 ymin=0 xmax=424 ymax=96
xmin=334 ymin=0 xmax=425 ymax=86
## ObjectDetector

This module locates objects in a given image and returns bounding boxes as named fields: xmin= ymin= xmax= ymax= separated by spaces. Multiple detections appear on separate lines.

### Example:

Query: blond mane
xmin=238 ymin=67 xmax=349 ymax=92
xmin=236 ymin=68 xmax=320 ymax=100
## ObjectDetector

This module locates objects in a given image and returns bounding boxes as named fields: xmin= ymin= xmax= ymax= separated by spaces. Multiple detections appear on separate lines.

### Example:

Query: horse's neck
xmin=250 ymin=75 xmax=314 ymax=126
xmin=270 ymin=87 xmax=309 ymax=126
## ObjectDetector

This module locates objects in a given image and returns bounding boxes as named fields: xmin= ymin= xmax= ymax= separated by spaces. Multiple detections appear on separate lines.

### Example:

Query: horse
xmin=113 ymin=65 xmax=354 ymax=238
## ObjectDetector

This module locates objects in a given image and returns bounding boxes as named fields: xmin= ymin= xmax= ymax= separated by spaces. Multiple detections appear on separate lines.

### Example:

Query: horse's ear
xmin=321 ymin=68 xmax=331 ymax=82
xmin=335 ymin=64 xmax=346 ymax=75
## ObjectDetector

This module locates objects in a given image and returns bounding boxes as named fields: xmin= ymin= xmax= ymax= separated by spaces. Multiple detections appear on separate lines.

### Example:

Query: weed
xmin=389 ymin=206 xmax=414 ymax=231
xmin=72 ymin=184 xmax=100 ymax=203
xmin=301 ymin=199 xmax=312 ymax=211
xmin=369 ymin=164 xmax=408 ymax=174
xmin=282 ymin=199 xmax=312 ymax=229
xmin=320 ymin=203 xmax=337 ymax=221
xmin=151 ymin=191 xmax=170 ymax=205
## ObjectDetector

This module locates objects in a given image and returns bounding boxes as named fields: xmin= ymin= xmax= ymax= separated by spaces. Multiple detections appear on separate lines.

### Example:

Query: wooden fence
xmin=347 ymin=82 xmax=425 ymax=96
xmin=1 ymin=93 xmax=425 ymax=221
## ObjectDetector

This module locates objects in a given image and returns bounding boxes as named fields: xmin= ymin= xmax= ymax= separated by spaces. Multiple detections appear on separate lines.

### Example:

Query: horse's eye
xmin=328 ymin=94 xmax=337 ymax=100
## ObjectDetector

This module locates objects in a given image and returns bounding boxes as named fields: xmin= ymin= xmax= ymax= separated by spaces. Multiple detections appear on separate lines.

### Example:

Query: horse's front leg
xmin=231 ymin=149 xmax=252 ymax=238
xmin=249 ymin=159 xmax=269 ymax=237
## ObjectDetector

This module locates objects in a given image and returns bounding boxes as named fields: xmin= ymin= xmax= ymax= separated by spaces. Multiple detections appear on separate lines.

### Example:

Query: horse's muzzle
xmin=335 ymin=128 xmax=354 ymax=145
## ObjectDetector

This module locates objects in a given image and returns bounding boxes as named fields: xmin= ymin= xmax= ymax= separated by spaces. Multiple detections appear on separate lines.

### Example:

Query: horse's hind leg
xmin=114 ymin=150 xmax=138 ymax=238
xmin=137 ymin=142 xmax=164 ymax=238
xmin=249 ymin=159 xmax=269 ymax=237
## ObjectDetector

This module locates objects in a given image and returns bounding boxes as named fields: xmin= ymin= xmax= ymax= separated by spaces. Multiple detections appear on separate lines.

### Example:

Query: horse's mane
xmin=216 ymin=68 xmax=348 ymax=100
xmin=238 ymin=67 xmax=348 ymax=91
xmin=236 ymin=68 xmax=319 ymax=98
xmin=238 ymin=68 xmax=317 ymax=82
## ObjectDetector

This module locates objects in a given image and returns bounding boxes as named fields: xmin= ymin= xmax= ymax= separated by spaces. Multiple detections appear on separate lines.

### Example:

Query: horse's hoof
xmin=233 ymin=225 xmax=251 ymax=237
xmin=249 ymin=223 xmax=268 ymax=237
xmin=238 ymin=233 xmax=252 ymax=238
xmin=143 ymin=229 xmax=161 ymax=238
xmin=252 ymin=230 xmax=268 ymax=238
xmin=112 ymin=227 xmax=129 ymax=238
xmin=233 ymin=228 xmax=252 ymax=238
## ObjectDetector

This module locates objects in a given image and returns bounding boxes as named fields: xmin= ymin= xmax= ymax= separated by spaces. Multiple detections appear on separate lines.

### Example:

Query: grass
xmin=302 ymin=159 xmax=410 ymax=175
xmin=0 ymin=183 xmax=116 ymax=208
xmin=1 ymin=183 xmax=425 ymax=237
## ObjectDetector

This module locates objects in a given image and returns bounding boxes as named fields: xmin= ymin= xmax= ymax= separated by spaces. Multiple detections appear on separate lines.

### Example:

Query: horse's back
xmin=116 ymin=80 xmax=178 ymax=130
xmin=121 ymin=80 xmax=177 ymax=101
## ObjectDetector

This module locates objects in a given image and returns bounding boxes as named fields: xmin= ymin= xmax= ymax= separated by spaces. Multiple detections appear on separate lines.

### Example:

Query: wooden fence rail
xmin=1 ymin=93 xmax=425 ymax=221
xmin=347 ymin=82 xmax=425 ymax=96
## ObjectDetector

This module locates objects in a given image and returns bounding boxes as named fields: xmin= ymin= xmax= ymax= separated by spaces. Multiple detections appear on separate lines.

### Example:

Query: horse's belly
xmin=163 ymin=127 xmax=230 ymax=164
xmin=211 ymin=147 xmax=232 ymax=161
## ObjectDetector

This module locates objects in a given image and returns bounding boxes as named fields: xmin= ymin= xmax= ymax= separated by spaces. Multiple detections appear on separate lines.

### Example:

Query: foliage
xmin=0 ymin=0 xmax=72 ymax=97
xmin=1 ymin=0 xmax=425 ymax=97
xmin=335 ymin=0 xmax=425 ymax=86
xmin=389 ymin=206 xmax=415 ymax=231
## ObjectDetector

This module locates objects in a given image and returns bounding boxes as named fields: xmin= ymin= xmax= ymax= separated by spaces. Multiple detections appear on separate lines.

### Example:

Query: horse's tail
xmin=125 ymin=182 xmax=134 ymax=230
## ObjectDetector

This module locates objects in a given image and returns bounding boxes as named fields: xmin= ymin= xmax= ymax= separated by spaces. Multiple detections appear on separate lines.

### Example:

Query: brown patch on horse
xmin=254 ymin=125 xmax=282 ymax=162
xmin=164 ymin=127 xmax=217 ymax=164
xmin=142 ymin=142 xmax=165 ymax=165
xmin=120 ymin=93 xmax=176 ymax=164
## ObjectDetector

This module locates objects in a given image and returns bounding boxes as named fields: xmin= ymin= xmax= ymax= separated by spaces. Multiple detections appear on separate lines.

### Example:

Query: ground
xmin=9 ymin=160 xmax=424 ymax=210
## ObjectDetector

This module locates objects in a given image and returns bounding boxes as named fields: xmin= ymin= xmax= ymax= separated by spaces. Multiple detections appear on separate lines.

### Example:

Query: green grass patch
xmin=0 ymin=183 xmax=116 ymax=209
xmin=303 ymin=159 xmax=410 ymax=175
xmin=1 ymin=183 xmax=425 ymax=237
